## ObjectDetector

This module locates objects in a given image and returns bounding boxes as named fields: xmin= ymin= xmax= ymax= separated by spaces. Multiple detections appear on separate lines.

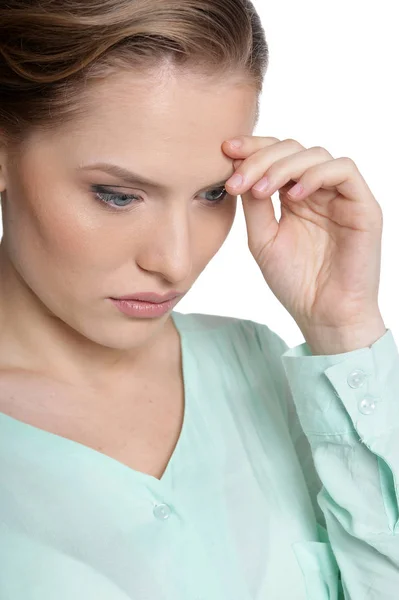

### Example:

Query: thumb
xmin=230 ymin=159 xmax=279 ymax=255
xmin=240 ymin=187 xmax=279 ymax=257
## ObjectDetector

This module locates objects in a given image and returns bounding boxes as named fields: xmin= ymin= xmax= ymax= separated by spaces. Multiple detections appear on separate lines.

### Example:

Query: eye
xmin=92 ymin=186 xmax=140 ymax=210
xmin=201 ymin=187 xmax=229 ymax=205
xmin=91 ymin=184 xmax=229 ymax=211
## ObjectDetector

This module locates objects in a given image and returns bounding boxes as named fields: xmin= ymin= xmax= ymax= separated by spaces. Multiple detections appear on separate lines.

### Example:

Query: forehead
xmin=73 ymin=68 xmax=257 ymax=142
xmin=17 ymin=68 xmax=257 ymax=192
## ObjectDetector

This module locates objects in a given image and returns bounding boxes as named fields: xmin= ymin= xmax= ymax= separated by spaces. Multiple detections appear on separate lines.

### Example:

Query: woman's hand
xmin=222 ymin=136 xmax=386 ymax=351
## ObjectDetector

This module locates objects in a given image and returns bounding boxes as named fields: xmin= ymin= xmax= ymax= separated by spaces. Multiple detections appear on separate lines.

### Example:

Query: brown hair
xmin=0 ymin=0 xmax=269 ymax=154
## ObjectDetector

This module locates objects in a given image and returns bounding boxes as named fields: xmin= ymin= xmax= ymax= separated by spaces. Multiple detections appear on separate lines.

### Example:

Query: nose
xmin=136 ymin=207 xmax=193 ymax=284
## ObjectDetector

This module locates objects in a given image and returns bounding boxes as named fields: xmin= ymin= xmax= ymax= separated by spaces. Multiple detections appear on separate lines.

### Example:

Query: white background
xmin=1 ymin=0 xmax=398 ymax=350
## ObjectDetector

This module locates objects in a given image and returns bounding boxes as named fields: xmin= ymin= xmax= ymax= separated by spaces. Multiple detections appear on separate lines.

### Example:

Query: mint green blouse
xmin=0 ymin=310 xmax=398 ymax=599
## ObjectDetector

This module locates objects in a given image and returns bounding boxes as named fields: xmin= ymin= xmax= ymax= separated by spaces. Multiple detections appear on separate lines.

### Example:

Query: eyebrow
xmin=78 ymin=162 xmax=233 ymax=192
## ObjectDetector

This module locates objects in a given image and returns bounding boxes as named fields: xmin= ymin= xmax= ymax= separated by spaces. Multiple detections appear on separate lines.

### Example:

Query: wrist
xmin=301 ymin=316 xmax=387 ymax=355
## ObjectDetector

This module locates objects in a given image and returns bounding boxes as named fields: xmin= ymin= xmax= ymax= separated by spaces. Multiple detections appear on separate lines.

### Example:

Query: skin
xmin=0 ymin=64 xmax=258 ymax=390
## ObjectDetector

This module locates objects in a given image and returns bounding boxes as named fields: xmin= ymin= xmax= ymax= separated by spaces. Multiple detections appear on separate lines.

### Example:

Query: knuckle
xmin=282 ymin=138 xmax=295 ymax=144
xmin=310 ymin=145 xmax=331 ymax=156
xmin=375 ymin=204 xmax=384 ymax=225
xmin=283 ymin=138 xmax=303 ymax=148
xmin=339 ymin=156 xmax=356 ymax=168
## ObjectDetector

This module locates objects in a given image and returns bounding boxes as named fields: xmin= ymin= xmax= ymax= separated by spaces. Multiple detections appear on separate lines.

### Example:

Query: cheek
xmin=3 ymin=190 xmax=127 ymax=298
xmin=3 ymin=178 xmax=237 ymax=290
xmin=6 ymin=188 xmax=112 ymax=268
xmin=215 ymin=200 xmax=237 ymax=240
xmin=193 ymin=201 xmax=237 ymax=263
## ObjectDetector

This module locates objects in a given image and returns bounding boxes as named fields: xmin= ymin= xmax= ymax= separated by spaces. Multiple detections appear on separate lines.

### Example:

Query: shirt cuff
xmin=280 ymin=328 xmax=399 ymax=443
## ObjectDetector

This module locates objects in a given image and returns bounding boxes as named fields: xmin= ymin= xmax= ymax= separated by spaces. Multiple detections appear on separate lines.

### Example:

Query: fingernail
xmin=252 ymin=177 xmax=270 ymax=192
xmin=228 ymin=139 xmax=242 ymax=148
xmin=227 ymin=173 xmax=244 ymax=188
xmin=288 ymin=183 xmax=304 ymax=197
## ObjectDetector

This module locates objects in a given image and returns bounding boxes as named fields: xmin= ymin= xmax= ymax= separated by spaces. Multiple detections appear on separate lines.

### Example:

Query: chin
xmin=72 ymin=315 xmax=167 ymax=351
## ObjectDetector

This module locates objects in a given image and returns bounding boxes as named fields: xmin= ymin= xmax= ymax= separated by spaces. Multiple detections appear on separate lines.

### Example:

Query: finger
xmin=225 ymin=140 xmax=318 ymax=196
xmin=222 ymin=135 xmax=281 ymax=157
xmin=287 ymin=157 xmax=379 ymax=212
xmin=251 ymin=146 xmax=334 ymax=198
xmin=233 ymin=159 xmax=244 ymax=169
xmin=240 ymin=188 xmax=279 ymax=258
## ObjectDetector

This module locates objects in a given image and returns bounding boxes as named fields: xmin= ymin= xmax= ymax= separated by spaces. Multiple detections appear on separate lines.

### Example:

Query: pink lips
xmin=112 ymin=290 xmax=182 ymax=304
xmin=109 ymin=290 xmax=183 ymax=319
xmin=110 ymin=297 xmax=179 ymax=318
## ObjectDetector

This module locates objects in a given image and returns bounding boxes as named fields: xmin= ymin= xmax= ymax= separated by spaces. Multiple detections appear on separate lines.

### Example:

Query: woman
xmin=0 ymin=1 xmax=397 ymax=598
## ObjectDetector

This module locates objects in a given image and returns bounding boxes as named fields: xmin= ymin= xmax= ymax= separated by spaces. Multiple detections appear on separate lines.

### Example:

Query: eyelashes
xmin=92 ymin=187 xmax=139 ymax=209
xmin=91 ymin=185 xmax=230 ymax=211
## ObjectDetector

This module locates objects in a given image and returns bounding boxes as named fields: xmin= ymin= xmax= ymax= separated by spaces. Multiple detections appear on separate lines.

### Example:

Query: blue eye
xmin=92 ymin=186 xmax=139 ymax=209
xmin=202 ymin=187 xmax=229 ymax=205
xmin=91 ymin=185 xmax=229 ymax=211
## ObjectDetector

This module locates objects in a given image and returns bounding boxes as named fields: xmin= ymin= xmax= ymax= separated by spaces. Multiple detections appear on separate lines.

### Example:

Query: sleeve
xmin=269 ymin=323 xmax=399 ymax=599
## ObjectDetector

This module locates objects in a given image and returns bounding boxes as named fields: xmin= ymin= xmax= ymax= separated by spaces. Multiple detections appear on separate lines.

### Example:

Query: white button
xmin=153 ymin=503 xmax=172 ymax=520
xmin=358 ymin=395 xmax=378 ymax=415
xmin=347 ymin=369 xmax=367 ymax=389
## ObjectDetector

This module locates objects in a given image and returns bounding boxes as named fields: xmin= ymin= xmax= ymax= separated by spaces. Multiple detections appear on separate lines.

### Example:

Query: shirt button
xmin=153 ymin=503 xmax=172 ymax=520
xmin=347 ymin=369 xmax=367 ymax=389
xmin=358 ymin=395 xmax=378 ymax=415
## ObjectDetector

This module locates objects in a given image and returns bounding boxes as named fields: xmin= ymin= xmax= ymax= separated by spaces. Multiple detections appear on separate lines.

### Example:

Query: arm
xmin=279 ymin=326 xmax=399 ymax=598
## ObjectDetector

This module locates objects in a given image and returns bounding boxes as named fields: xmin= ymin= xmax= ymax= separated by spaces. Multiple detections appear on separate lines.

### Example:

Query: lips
xmin=111 ymin=291 xmax=182 ymax=304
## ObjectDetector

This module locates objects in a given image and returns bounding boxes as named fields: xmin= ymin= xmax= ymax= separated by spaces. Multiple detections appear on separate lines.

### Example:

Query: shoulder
xmin=171 ymin=311 xmax=293 ymax=428
xmin=172 ymin=309 xmax=286 ymax=343
xmin=171 ymin=310 xmax=289 ymax=365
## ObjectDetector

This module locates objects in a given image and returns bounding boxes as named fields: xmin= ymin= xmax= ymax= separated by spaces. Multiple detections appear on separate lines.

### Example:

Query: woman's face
xmin=0 ymin=66 xmax=257 ymax=351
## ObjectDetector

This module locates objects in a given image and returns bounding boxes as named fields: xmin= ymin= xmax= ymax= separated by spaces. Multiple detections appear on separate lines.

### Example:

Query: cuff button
xmin=358 ymin=395 xmax=378 ymax=415
xmin=347 ymin=369 xmax=367 ymax=389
